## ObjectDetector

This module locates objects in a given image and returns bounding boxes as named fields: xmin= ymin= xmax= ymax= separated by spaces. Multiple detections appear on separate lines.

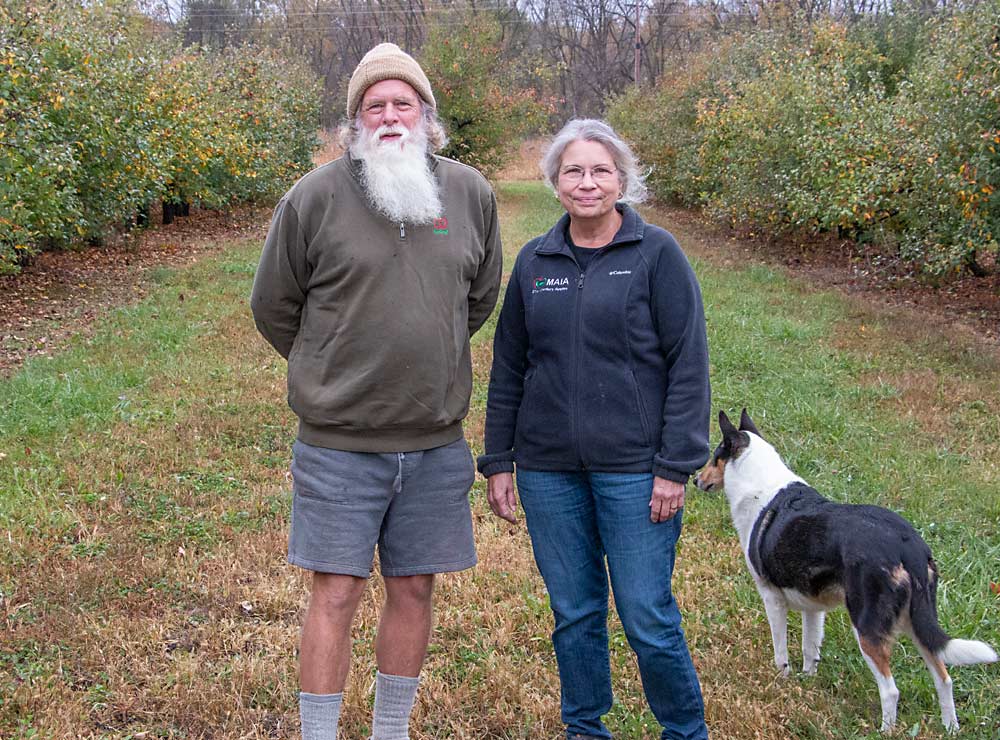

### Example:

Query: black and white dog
xmin=694 ymin=409 xmax=997 ymax=733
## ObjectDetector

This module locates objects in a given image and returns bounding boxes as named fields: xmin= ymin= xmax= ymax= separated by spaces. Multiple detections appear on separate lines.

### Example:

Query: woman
xmin=478 ymin=119 xmax=711 ymax=740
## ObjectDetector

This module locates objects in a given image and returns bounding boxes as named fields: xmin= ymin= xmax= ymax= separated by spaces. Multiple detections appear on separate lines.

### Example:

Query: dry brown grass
xmin=495 ymin=138 xmax=546 ymax=182
xmin=6 ymin=188 xmax=995 ymax=740
xmin=1 ymin=358 xmax=844 ymax=739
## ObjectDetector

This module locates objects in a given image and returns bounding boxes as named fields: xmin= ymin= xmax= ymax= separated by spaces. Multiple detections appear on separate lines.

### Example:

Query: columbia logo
xmin=609 ymin=270 xmax=632 ymax=276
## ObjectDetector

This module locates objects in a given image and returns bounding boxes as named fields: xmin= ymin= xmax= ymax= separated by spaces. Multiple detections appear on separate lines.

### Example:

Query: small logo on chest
xmin=433 ymin=217 xmax=449 ymax=235
xmin=533 ymin=276 xmax=571 ymax=293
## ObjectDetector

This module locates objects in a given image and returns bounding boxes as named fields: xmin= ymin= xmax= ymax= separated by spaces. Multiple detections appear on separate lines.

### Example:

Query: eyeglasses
xmin=559 ymin=165 xmax=618 ymax=183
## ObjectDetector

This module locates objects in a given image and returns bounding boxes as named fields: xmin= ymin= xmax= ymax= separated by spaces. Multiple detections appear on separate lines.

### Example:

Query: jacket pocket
xmin=630 ymin=370 xmax=652 ymax=443
xmin=515 ymin=365 xmax=574 ymax=463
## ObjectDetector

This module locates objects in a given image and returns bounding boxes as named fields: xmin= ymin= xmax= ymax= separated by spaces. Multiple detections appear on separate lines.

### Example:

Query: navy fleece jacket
xmin=477 ymin=205 xmax=710 ymax=483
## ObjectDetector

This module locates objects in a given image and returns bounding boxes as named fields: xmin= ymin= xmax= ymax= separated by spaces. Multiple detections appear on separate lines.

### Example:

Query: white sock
xmin=370 ymin=671 xmax=419 ymax=740
xmin=300 ymin=691 xmax=341 ymax=740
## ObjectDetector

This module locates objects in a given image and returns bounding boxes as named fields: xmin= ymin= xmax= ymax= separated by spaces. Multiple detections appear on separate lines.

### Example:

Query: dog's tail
xmin=938 ymin=638 xmax=998 ymax=666
xmin=909 ymin=558 xmax=998 ymax=666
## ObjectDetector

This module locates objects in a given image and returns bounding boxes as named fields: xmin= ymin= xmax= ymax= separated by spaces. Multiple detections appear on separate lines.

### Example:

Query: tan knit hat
xmin=346 ymin=43 xmax=436 ymax=118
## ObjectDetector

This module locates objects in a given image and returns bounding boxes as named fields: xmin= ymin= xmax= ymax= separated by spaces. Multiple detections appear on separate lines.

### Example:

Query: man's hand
xmin=649 ymin=476 xmax=685 ymax=522
xmin=487 ymin=472 xmax=518 ymax=523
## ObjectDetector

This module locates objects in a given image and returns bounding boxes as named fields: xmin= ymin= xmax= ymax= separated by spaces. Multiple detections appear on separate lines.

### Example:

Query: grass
xmin=1 ymin=180 xmax=998 ymax=739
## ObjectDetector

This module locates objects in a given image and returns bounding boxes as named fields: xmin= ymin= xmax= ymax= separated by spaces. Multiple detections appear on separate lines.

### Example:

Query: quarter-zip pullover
xmin=478 ymin=205 xmax=710 ymax=482
xmin=251 ymin=153 xmax=502 ymax=452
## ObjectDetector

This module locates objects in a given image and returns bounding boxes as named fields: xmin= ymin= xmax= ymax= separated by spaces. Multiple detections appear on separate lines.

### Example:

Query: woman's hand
xmin=649 ymin=476 xmax=685 ymax=522
xmin=487 ymin=472 xmax=519 ymax=523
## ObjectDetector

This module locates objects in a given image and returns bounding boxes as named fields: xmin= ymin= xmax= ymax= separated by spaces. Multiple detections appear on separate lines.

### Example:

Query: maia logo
xmin=534 ymin=277 xmax=570 ymax=288
xmin=433 ymin=217 xmax=449 ymax=235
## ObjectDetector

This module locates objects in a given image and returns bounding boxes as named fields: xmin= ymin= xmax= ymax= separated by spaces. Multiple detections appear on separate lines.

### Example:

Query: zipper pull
xmin=578 ymin=272 xmax=585 ymax=289
xmin=399 ymin=222 xmax=406 ymax=240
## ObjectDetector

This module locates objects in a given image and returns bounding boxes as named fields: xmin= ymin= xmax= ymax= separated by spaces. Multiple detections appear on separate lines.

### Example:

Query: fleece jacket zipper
xmin=568 ymin=244 xmax=625 ymax=469
xmin=573 ymin=263 xmax=586 ymax=468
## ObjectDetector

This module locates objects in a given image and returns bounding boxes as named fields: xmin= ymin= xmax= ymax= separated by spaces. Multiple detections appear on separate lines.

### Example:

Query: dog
xmin=694 ymin=409 xmax=997 ymax=733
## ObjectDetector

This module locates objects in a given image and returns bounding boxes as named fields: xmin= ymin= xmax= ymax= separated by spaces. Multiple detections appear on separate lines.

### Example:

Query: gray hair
xmin=337 ymin=103 xmax=448 ymax=152
xmin=540 ymin=119 xmax=648 ymax=204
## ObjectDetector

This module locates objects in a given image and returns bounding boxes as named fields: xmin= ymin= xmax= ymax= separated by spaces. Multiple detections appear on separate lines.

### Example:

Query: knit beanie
xmin=346 ymin=43 xmax=436 ymax=118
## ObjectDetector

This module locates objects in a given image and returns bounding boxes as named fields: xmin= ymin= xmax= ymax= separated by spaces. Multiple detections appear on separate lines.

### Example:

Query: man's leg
xmin=370 ymin=439 xmax=477 ymax=740
xmin=376 ymin=574 xmax=435 ymax=675
xmin=299 ymin=572 xmax=368 ymax=740
xmin=369 ymin=574 xmax=434 ymax=740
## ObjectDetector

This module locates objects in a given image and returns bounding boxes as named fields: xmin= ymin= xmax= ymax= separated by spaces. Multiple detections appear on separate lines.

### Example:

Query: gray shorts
xmin=288 ymin=437 xmax=477 ymax=577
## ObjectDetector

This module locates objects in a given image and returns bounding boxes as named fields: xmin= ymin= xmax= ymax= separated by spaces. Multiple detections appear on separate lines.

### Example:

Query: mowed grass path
xmin=1 ymin=180 xmax=998 ymax=739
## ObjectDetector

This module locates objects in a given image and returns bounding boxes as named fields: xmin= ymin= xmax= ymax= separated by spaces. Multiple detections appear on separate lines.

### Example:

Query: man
xmin=250 ymin=43 xmax=502 ymax=740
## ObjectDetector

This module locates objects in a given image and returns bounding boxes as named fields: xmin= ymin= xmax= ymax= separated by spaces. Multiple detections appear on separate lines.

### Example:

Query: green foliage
xmin=697 ymin=23 xmax=904 ymax=237
xmin=0 ymin=0 xmax=320 ymax=275
xmin=607 ymin=5 xmax=1000 ymax=276
xmin=607 ymin=53 xmax=716 ymax=206
xmin=141 ymin=45 xmax=319 ymax=209
xmin=420 ymin=11 xmax=553 ymax=178
xmin=893 ymin=5 xmax=1000 ymax=274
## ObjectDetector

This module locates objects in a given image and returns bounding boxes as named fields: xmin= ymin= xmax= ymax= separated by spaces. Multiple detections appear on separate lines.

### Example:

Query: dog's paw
xmin=777 ymin=662 xmax=791 ymax=678
xmin=879 ymin=712 xmax=898 ymax=733
xmin=803 ymin=657 xmax=820 ymax=676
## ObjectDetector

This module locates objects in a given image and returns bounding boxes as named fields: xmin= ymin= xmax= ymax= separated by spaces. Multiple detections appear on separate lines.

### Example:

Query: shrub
xmin=607 ymin=52 xmax=717 ymax=206
xmin=893 ymin=2 xmax=1000 ymax=274
xmin=420 ymin=11 xmax=553 ymax=178
xmin=0 ymin=0 xmax=320 ymax=275
xmin=607 ymin=7 xmax=999 ymax=276
xmin=694 ymin=22 xmax=905 ymax=235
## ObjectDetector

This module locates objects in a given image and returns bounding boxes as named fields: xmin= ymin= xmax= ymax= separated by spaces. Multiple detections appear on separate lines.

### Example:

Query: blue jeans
xmin=516 ymin=470 xmax=708 ymax=740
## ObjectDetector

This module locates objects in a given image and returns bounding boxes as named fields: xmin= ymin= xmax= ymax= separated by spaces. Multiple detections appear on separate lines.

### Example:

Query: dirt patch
xmin=0 ymin=206 xmax=268 ymax=377
xmin=646 ymin=205 xmax=1000 ymax=352
xmin=496 ymin=137 xmax=546 ymax=181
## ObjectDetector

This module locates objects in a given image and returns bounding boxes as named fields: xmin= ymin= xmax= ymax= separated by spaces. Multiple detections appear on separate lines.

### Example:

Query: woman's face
xmin=556 ymin=139 xmax=621 ymax=224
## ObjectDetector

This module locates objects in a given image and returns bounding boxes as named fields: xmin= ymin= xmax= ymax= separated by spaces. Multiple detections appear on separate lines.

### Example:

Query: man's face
xmin=359 ymin=79 xmax=423 ymax=145
xmin=349 ymin=78 xmax=440 ymax=224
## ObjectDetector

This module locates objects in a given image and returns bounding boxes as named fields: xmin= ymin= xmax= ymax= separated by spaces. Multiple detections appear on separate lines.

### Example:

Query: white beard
xmin=350 ymin=122 xmax=442 ymax=225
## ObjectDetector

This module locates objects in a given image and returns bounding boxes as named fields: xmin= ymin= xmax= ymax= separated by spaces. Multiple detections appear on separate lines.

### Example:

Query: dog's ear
xmin=719 ymin=410 xmax=738 ymax=438
xmin=719 ymin=410 xmax=751 ymax=459
xmin=739 ymin=408 xmax=761 ymax=437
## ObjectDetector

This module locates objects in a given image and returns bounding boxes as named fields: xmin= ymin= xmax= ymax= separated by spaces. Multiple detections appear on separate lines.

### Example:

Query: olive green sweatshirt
xmin=250 ymin=153 xmax=502 ymax=452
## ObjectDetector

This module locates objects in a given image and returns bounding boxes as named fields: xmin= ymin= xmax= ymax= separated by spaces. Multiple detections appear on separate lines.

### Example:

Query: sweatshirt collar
xmin=534 ymin=204 xmax=645 ymax=255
